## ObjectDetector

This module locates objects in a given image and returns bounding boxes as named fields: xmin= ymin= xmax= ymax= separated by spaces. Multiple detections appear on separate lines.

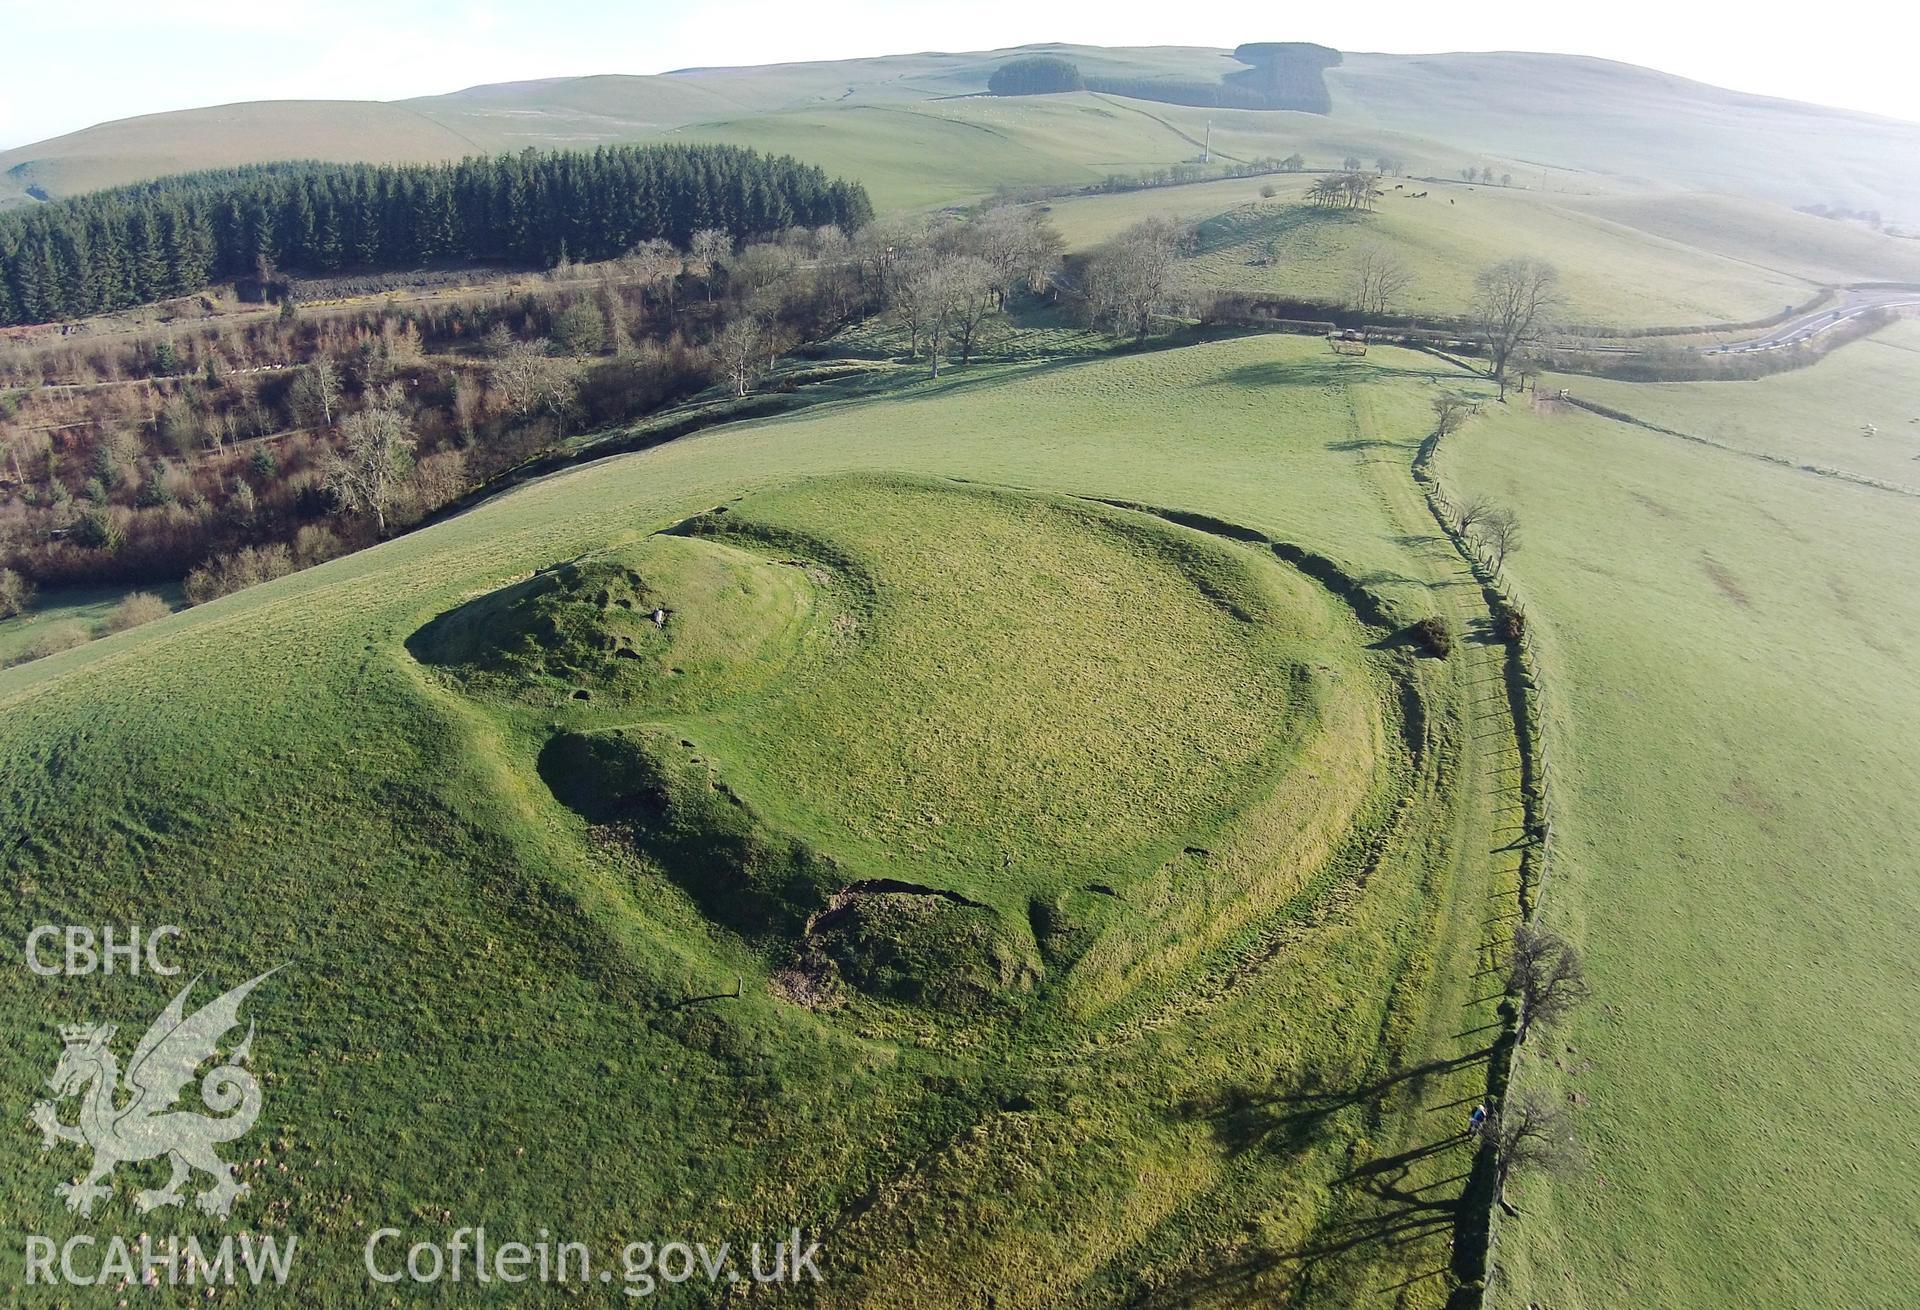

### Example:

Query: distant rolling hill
xmin=4 ymin=43 xmax=1918 ymax=222
xmin=1326 ymin=52 xmax=1920 ymax=225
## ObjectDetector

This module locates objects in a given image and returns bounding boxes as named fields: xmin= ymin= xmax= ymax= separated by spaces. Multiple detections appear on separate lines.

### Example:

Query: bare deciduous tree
xmin=1488 ymin=1089 xmax=1580 ymax=1212
xmin=1347 ymin=245 xmax=1413 ymax=319
xmin=1476 ymin=506 xmax=1522 ymax=574
xmin=1472 ymin=258 xmax=1562 ymax=398
xmin=490 ymin=339 xmax=582 ymax=423
xmin=1432 ymin=395 xmax=1474 ymax=441
xmin=727 ymin=242 xmax=799 ymax=295
xmin=962 ymin=206 xmax=1064 ymax=298
xmin=0 ymin=567 xmax=33 ymax=620
xmin=886 ymin=253 xmax=938 ymax=359
xmin=906 ymin=260 xmax=965 ymax=378
xmin=811 ymin=223 xmax=850 ymax=263
xmin=943 ymin=257 xmax=1003 ymax=365
xmin=1506 ymin=922 xmax=1589 ymax=1041
xmin=711 ymin=314 xmax=771 ymax=396
xmin=852 ymin=215 xmax=929 ymax=302
xmin=324 ymin=389 xmax=415 ymax=536
xmin=449 ymin=371 xmax=481 ymax=443
xmin=291 ymin=356 xmax=341 ymax=428
xmin=882 ymin=256 xmax=967 ymax=377
xmin=690 ymin=228 xmax=732 ymax=302
xmin=1451 ymin=491 xmax=1494 ymax=538
xmin=624 ymin=237 xmax=683 ymax=312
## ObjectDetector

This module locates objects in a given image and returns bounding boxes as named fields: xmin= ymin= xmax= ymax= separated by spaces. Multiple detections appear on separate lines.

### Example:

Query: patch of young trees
xmin=0 ymin=145 xmax=874 ymax=326
xmin=1 ymin=223 xmax=867 ymax=598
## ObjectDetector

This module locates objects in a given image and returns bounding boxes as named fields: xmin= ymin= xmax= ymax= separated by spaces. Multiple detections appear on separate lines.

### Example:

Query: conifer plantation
xmin=0 ymin=145 xmax=873 ymax=324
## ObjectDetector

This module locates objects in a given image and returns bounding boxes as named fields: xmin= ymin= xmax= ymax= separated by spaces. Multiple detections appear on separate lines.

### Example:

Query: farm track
xmin=1072 ymin=374 xmax=1529 ymax=1306
xmin=1273 ymin=381 xmax=1526 ymax=1305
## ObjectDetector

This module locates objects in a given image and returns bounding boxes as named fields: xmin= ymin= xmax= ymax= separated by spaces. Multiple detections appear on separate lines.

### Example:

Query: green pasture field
xmin=1040 ymin=176 xmax=1850 ymax=327
xmin=0 ymin=583 xmax=180 ymax=667
xmin=1437 ymin=342 xmax=1920 ymax=1310
xmin=0 ymin=336 xmax=1522 ymax=1307
xmin=1555 ymin=318 xmax=1920 ymax=487
xmin=650 ymin=101 xmax=1148 ymax=213
xmin=650 ymin=92 xmax=1470 ymax=214
xmin=1558 ymin=193 xmax=1920 ymax=288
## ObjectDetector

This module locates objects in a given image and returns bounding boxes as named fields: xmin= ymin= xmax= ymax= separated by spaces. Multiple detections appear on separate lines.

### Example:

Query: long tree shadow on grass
xmin=1168 ymin=1041 xmax=1507 ymax=1307
xmin=1128 ymin=1132 xmax=1498 ymax=1309
xmin=1212 ymin=357 xmax=1403 ymax=390
xmin=1180 ymin=1045 xmax=1496 ymax=1159
xmin=1326 ymin=437 xmax=1409 ymax=453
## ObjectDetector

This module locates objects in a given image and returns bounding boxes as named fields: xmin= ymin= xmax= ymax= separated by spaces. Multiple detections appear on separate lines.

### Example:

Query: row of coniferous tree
xmin=0 ymin=144 xmax=874 ymax=326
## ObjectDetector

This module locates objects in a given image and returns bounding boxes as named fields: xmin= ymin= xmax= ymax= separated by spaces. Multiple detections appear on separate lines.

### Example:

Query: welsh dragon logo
xmin=29 ymin=969 xmax=279 ymax=1220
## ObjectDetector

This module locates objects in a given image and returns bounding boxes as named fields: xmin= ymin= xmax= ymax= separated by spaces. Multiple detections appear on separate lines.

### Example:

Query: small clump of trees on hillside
xmin=855 ymin=207 xmax=1065 ymax=378
xmin=1083 ymin=217 xmax=1189 ymax=341
xmin=1307 ymin=171 xmax=1383 ymax=210
xmin=986 ymin=56 xmax=1085 ymax=96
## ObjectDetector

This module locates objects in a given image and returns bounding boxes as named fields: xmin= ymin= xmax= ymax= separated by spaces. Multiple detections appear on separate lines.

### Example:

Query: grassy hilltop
xmin=2 ymin=337 xmax=1532 ymax=1306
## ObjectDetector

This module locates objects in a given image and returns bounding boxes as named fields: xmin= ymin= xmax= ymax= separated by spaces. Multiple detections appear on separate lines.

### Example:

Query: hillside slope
xmin=0 ymin=100 xmax=481 ymax=204
xmin=1328 ymin=52 xmax=1920 ymax=221
xmin=6 ymin=44 xmax=1917 ymax=221
xmin=0 ymin=338 xmax=1517 ymax=1307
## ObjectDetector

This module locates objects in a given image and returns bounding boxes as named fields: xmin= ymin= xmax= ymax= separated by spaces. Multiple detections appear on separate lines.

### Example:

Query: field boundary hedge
xmin=1563 ymin=395 xmax=1920 ymax=499
xmin=1412 ymin=407 xmax=1556 ymax=1306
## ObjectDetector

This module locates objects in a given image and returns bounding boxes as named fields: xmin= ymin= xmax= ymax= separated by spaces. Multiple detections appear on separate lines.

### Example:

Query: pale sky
xmin=2 ymin=0 xmax=1914 ymax=150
